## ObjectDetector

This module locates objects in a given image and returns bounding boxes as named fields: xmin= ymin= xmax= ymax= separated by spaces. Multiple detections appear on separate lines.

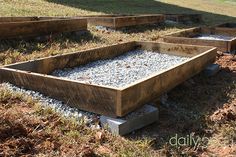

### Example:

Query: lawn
xmin=0 ymin=0 xmax=236 ymax=156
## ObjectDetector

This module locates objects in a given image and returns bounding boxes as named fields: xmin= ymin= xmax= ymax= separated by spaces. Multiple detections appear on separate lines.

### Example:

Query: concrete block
xmin=100 ymin=104 xmax=159 ymax=135
xmin=204 ymin=64 xmax=220 ymax=77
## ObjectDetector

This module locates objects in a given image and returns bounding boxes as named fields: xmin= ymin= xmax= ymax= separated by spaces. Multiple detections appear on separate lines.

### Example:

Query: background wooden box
xmin=163 ymin=27 xmax=236 ymax=52
xmin=85 ymin=14 xmax=165 ymax=28
xmin=215 ymin=22 xmax=236 ymax=34
xmin=0 ymin=16 xmax=87 ymax=39
xmin=0 ymin=41 xmax=216 ymax=117
xmin=164 ymin=14 xmax=202 ymax=23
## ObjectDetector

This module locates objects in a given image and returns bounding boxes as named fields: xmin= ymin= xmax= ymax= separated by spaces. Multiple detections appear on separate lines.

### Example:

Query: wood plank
xmin=114 ymin=15 xmax=164 ymax=28
xmin=163 ymin=27 xmax=236 ymax=52
xmin=118 ymin=43 xmax=216 ymax=116
xmin=163 ymin=36 xmax=229 ymax=52
xmin=136 ymin=41 xmax=214 ymax=57
xmin=164 ymin=27 xmax=201 ymax=37
xmin=217 ymin=23 xmax=236 ymax=27
xmin=164 ymin=14 xmax=202 ymax=23
xmin=230 ymin=37 xmax=236 ymax=51
xmin=86 ymin=15 xmax=164 ymax=28
xmin=5 ymin=42 xmax=136 ymax=74
xmin=87 ymin=17 xmax=116 ymax=28
xmin=1 ymin=42 xmax=136 ymax=117
xmin=215 ymin=22 xmax=236 ymax=30
xmin=0 ymin=41 xmax=217 ymax=117
xmin=0 ymin=18 xmax=87 ymax=39
xmin=0 ymin=67 xmax=118 ymax=117
xmin=213 ymin=28 xmax=236 ymax=36
xmin=206 ymin=27 xmax=236 ymax=52
xmin=0 ymin=16 xmax=56 ymax=22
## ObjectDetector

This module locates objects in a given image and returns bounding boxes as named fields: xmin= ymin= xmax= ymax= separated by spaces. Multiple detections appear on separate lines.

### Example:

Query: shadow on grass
xmin=47 ymin=0 xmax=236 ymax=25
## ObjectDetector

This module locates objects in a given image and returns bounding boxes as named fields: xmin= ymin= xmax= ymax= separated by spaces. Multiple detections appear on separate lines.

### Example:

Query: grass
xmin=0 ymin=0 xmax=99 ymax=16
xmin=0 ymin=0 xmax=235 ymax=66
xmin=0 ymin=0 xmax=236 ymax=22
xmin=0 ymin=84 xmax=157 ymax=156
xmin=217 ymin=0 xmax=236 ymax=3
xmin=0 ymin=0 xmax=236 ymax=156
xmin=0 ymin=24 xmax=184 ymax=66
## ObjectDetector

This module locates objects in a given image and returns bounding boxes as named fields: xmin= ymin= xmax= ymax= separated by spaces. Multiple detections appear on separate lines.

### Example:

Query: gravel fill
xmin=52 ymin=50 xmax=189 ymax=88
xmin=194 ymin=34 xmax=235 ymax=41
xmin=3 ymin=83 xmax=100 ymax=129
xmin=2 ymin=83 xmax=160 ymax=128
xmin=95 ymin=25 xmax=115 ymax=32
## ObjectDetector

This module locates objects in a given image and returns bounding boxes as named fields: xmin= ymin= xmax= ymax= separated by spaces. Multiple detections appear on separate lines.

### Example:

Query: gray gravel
xmin=52 ymin=50 xmax=189 ymax=88
xmin=95 ymin=25 xmax=115 ymax=32
xmin=3 ymin=83 xmax=100 ymax=129
xmin=2 ymin=83 xmax=162 ymax=129
xmin=195 ymin=34 xmax=234 ymax=41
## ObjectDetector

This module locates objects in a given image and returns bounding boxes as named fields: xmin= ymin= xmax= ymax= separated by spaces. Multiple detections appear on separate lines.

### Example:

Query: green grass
xmin=0 ymin=0 xmax=235 ymax=24
xmin=217 ymin=0 xmax=236 ymax=3
xmin=1 ymin=0 xmax=236 ymax=66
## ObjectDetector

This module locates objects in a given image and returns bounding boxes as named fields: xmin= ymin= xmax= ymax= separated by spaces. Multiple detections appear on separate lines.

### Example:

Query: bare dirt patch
xmin=128 ymin=53 xmax=236 ymax=156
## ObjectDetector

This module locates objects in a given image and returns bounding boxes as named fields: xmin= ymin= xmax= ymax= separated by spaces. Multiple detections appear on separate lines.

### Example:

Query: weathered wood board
xmin=164 ymin=14 xmax=202 ymax=23
xmin=0 ymin=41 xmax=217 ymax=117
xmin=163 ymin=27 xmax=236 ymax=52
xmin=0 ymin=17 xmax=87 ymax=39
xmin=0 ymin=16 xmax=56 ymax=22
xmin=215 ymin=22 xmax=236 ymax=35
xmin=85 ymin=14 xmax=165 ymax=28
xmin=216 ymin=22 xmax=236 ymax=28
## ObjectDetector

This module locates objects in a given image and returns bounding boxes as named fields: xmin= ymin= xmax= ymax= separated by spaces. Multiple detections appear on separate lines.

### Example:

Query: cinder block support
xmin=204 ymin=63 xmax=220 ymax=77
xmin=100 ymin=105 xmax=159 ymax=135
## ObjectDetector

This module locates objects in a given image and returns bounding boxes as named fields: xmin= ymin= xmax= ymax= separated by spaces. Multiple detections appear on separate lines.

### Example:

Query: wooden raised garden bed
xmin=215 ymin=22 xmax=236 ymax=33
xmin=0 ymin=16 xmax=87 ymax=39
xmin=85 ymin=14 xmax=165 ymax=28
xmin=163 ymin=27 xmax=236 ymax=52
xmin=0 ymin=41 xmax=216 ymax=117
xmin=164 ymin=14 xmax=202 ymax=23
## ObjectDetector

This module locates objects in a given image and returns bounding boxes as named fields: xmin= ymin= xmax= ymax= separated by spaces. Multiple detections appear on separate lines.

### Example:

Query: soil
xmin=128 ymin=53 xmax=236 ymax=156
xmin=0 ymin=99 xmax=61 ymax=156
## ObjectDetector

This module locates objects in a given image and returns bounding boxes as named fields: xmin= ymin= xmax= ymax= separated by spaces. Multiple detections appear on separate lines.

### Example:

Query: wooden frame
xmin=0 ymin=16 xmax=57 ymax=22
xmin=0 ymin=41 xmax=216 ymax=117
xmin=163 ymin=27 xmax=236 ymax=52
xmin=85 ymin=14 xmax=165 ymax=28
xmin=164 ymin=14 xmax=202 ymax=23
xmin=0 ymin=16 xmax=87 ymax=39
xmin=215 ymin=22 xmax=236 ymax=34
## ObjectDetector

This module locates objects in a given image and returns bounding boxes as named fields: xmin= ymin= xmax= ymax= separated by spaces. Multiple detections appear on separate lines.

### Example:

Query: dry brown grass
xmin=0 ymin=25 xmax=183 ymax=66
xmin=0 ymin=85 xmax=157 ymax=156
